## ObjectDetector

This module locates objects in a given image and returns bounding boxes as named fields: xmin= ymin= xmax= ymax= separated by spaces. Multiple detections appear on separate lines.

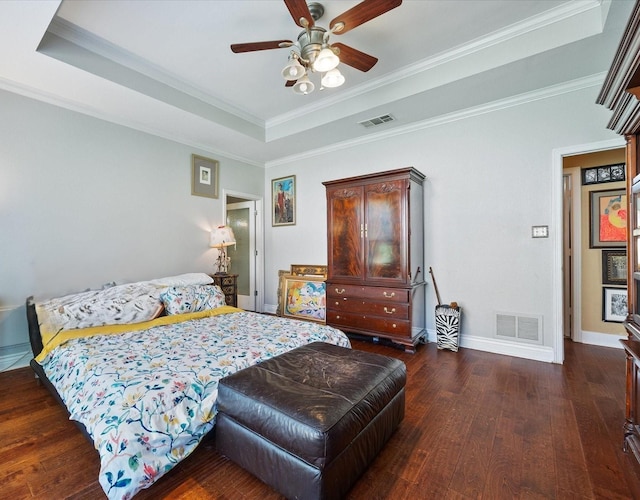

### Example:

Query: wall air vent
xmin=495 ymin=312 xmax=542 ymax=344
xmin=358 ymin=114 xmax=395 ymax=128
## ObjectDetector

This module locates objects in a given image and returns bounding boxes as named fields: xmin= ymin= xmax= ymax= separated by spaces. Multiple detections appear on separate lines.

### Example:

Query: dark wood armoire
xmin=597 ymin=1 xmax=640 ymax=467
xmin=323 ymin=167 xmax=426 ymax=353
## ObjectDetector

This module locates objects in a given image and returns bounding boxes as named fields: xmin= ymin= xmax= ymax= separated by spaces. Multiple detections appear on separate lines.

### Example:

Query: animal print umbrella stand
xmin=429 ymin=267 xmax=461 ymax=352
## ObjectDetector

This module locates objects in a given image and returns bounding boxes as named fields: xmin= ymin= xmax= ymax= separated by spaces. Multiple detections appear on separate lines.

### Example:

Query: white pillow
xmin=146 ymin=273 xmax=213 ymax=287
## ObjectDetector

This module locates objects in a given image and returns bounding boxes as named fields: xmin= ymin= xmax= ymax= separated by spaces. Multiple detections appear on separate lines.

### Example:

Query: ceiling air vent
xmin=358 ymin=114 xmax=395 ymax=128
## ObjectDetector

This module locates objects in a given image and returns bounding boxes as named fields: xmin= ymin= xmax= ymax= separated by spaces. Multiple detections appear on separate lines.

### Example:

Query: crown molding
xmin=0 ymin=75 xmax=264 ymax=168
xmin=47 ymin=17 xmax=264 ymax=129
xmin=265 ymin=73 xmax=606 ymax=168
xmin=267 ymin=0 xmax=607 ymax=130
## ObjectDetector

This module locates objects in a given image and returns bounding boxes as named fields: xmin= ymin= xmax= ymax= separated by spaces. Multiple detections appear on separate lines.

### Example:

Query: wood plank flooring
xmin=2 ymin=338 xmax=640 ymax=499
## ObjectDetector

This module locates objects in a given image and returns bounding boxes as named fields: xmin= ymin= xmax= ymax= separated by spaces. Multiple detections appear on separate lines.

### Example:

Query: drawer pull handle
xmin=392 ymin=323 xmax=397 ymax=328
xmin=335 ymin=288 xmax=346 ymax=295
xmin=384 ymin=307 xmax=396 ymax=314
xmin=383 ymin=291 xmax=396 ymax=298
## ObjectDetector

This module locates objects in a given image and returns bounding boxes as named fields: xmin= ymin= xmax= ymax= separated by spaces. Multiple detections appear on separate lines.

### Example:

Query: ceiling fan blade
xmin=284 ymin=0 xmax=314 ymax=28
xmin=332 ymin=43 xmax=378 ymax=72
xmin=330 ymin=0 xmax=402 ymax=35
xmin=285 ymin=80 xmax=296 ymax=87
xmin=231 ymin=40 xmax=293 ymax=53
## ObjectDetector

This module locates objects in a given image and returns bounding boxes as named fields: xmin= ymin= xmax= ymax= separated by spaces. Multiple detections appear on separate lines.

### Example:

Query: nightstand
xmin=210 ymin=274 xmax=238 ymax=307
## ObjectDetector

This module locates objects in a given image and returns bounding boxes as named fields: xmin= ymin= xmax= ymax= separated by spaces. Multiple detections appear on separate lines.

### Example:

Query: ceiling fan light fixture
xmin=321 ymin=68 xmax=345 ymax=88
xmin=313 ymin=46 xmax=339 ymax=72
xmin=293 ymin=74 xmax=315 ymax=95
xmin=282 ymin=55 xmax=306 ymax=81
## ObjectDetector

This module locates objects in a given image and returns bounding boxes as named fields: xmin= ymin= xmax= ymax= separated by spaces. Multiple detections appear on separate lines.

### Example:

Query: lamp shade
xmin=321 ymin=68 xmax=345 ymax=88
xmin=293 ymin=74 xmax=315 ymax=95
xmin=313 ymin=47 xmax=339 ymax=72
xmin=282 ymin=57 xmax=305 ymax=81
xmin=210 ymin=225 xmax=236 ymax=248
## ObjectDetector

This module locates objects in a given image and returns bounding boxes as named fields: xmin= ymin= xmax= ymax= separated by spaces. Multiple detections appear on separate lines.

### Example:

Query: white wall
xmin=0 ymin=82 xmax=623 ymax=368
xmin=263 ymin=84 xmax=620 ymax=360
xmin=0 ymin=89 xmax=263 ymax=366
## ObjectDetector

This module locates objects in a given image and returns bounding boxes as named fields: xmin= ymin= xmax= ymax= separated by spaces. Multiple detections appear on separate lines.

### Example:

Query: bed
xmin=26 ymin=273 xmax=350 ymax=499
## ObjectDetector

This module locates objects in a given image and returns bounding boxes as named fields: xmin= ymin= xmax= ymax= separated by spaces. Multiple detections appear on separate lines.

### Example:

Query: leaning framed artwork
xmin=602 ymin=286 xmax=628 ymax=323
xmin=280 ymin=274 xmax=326 ymax=323
xmin=589 ymin=189 xmax=627 ymax=248
xmin=191 ymin=154 xmax=219 ymax=199
xmin=602 ymin=249 xmax=627 ymax=285
xmin=272 ymin=175 xmax=296 ymax=226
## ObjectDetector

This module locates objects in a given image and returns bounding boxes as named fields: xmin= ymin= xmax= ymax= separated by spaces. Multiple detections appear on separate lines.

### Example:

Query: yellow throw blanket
xmin=35 ymin=305 xmax=242 ymax=363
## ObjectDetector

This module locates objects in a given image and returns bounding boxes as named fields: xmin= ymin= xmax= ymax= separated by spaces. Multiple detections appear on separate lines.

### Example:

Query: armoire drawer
xmin=327 ymin=298 xmax=409 ymax=319
xmin=327 ymin=310 xmax=411 ymax=336
xmin=326 ymin=284 xmax=409 ymax=303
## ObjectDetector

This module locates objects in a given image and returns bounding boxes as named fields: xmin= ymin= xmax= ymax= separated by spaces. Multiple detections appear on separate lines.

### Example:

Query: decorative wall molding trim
xmin=266 ymin=73 xmax=606 ymax=168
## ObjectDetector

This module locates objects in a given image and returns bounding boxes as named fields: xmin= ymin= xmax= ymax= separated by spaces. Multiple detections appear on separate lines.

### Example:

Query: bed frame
xmin=26 ymin=296 xmax=93 ymax=442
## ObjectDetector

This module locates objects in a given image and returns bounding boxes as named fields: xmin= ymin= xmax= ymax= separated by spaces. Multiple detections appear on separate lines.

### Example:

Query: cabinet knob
xmin=392 ymin=324 xmax=397 ymax=328
xmin=383 ymin=291 xmax=396 ymax=298
xmin=384 ymin=307 xmax=396 ymax=314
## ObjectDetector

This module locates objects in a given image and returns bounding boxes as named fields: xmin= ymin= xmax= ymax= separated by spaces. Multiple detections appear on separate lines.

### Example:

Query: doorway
xmin=553 ymin=137 xmax=626 ymax=363
xmin=224 ymin=190 xmax=264 ymax=313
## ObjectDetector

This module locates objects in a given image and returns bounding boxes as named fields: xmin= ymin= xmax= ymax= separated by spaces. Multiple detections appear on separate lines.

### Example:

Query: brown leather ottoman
xmin=215 ymin=341 xmax=406 ymax=500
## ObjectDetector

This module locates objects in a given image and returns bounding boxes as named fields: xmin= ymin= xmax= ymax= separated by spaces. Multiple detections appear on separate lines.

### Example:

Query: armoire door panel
xmin=327 ymin=186 xmax=364 ymax=280
xmin=365 ymin=179 xmax=406 ymax=282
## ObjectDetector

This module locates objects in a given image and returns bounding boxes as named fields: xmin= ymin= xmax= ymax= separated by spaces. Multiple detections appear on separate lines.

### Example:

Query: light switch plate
xmin=532 ymin=225 xmax=549 ymax=238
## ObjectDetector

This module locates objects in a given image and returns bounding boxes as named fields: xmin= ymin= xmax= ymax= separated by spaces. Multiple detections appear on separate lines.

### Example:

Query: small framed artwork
xmin=191 ymin=154 xmax=219 ymax=199
xmin=290 ymin=264 xmax=327 ymax=277
xmin=602 ymin=249 xmax=627 ymax=285
xmin=602 ymin=287 xmax=628 ymax=323
xmin=280 ymin=274 xmax=326 ymax=323
xmin=582 ymin=163 xmax=625 ymax=185
xmin=272 ymin=175 xmax=295 ymax=226
xmin=276 ymin=269 xmax=289 ymax=317
xmin=589 ymin=189 xmax=627 ymax=248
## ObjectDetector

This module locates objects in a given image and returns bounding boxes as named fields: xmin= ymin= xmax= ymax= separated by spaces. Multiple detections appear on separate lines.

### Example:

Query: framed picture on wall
xmin=272 ymin=175 xmax=296 ymax=226
xmin=191 ymin=154 xmax=219 ymax=199
xmin=589 ymin=189 xmax=627 ymax=248
xmin=602 ymin=249 xmax=627 ymax=285
xmin=582 ymin=163 xmax=626 ymax=185
xmin=602 ymin=286 xmax=628 ymax=323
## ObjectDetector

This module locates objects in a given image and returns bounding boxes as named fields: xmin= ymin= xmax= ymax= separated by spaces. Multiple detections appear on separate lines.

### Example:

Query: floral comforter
xmin=39 ymin=310 xmax=350 ymax=499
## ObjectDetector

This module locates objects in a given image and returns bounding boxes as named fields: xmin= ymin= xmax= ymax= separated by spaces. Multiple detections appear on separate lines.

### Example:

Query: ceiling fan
xmin=230 ymin=0 xmax=403 ymax=95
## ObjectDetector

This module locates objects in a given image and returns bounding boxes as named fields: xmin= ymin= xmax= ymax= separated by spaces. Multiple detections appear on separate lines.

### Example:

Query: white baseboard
xmin=0 ymin=344 xmax=31 ymax=372
xmin=425 ymin=329 xmax=555 ymax=363
xmin=578 ymin=330 xmax=624 ymax=349
xmin=264 ymin=303 xmax=278 ymax=315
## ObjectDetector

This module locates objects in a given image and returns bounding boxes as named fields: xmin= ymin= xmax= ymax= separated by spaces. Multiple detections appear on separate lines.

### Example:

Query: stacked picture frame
xmin=584 ymin=176 xmax=628 ymax=323
xmin=277 ymin=265 xmax=327 ymax=324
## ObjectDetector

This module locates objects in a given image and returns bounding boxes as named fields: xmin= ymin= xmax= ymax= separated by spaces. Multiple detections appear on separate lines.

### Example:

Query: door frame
xmin=223 ymin=189 xmax=264 ymax=313
xmin=552 ymin=137 xmax=625 ymax=363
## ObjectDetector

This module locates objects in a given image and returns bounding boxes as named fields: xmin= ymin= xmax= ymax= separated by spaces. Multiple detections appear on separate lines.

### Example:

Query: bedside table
xmin=210 ymin=274 xmax=238 ymax=307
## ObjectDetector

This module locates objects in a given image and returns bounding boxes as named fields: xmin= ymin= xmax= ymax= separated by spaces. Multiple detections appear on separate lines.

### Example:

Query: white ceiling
xmin=0 ymin=1 xmax=632 ymax=166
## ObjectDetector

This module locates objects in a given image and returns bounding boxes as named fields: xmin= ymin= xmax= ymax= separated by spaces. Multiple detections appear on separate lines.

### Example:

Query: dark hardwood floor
xmin=2 ymin=338 xmax=640 ymax=499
